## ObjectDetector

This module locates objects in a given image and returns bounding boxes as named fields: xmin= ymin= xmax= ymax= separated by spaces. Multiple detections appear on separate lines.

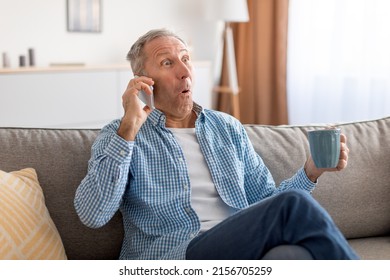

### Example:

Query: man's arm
xmin=239 ymin=124 xmax=315 ymax=204
xmin=74 ymin=121 xmax=133 ymax=228
xmin=243 ymin=128 xmax=349 ymax=203
xmin=74 ymin=76 xmax=154 ymax=227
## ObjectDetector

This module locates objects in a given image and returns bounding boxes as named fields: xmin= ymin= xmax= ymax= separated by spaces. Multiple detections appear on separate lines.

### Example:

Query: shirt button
xmin=119 ymin=150 xmax=126 ymax=156
xmin=185 ymin=207 xmax=191 ymax=213
xmin=184 ymin=184 xmax=188 ymax=190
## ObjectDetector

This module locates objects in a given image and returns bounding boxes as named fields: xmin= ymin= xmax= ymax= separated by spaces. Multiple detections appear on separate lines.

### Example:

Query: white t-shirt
xmin=169 ymin=128 xmax=236 ymax=233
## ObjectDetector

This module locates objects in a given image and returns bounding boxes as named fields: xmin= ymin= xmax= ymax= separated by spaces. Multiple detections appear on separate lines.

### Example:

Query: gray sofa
xmin=1 ymin=116 xmax=389 ymax=259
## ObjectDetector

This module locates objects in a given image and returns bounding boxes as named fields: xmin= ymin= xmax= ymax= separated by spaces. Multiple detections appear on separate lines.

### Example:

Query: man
xmin=74 ymin=29 xmax=359 ymax=260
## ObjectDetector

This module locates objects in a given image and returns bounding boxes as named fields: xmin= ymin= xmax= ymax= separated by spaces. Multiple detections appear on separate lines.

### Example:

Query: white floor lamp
xmin=206 ymin=0 xmax=249 ymax=119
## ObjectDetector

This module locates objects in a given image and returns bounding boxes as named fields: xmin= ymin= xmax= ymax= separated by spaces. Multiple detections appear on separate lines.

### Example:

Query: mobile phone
xmin=134 ymin=75 xmax=154 ymax=109
xmin=138 ymin=86 xmax=154 ymax=109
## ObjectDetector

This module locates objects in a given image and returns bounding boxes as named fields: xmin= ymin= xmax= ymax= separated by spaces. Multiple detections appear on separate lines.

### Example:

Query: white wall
xmin=0 ymin=0 xmax=223 ymax=71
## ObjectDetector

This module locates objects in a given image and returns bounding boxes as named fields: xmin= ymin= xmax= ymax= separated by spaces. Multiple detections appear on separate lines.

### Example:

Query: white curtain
xmin=287 ymin=0 xmax=390 ymax=124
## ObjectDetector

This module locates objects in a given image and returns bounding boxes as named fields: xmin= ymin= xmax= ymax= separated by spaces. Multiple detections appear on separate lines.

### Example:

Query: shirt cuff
xmin=296 ymin=167 xmax=317 ymax=192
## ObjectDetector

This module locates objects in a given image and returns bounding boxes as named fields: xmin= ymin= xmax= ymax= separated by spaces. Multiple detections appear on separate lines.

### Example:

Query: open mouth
xmin=179 ymin=80 xmax=191 ymax=94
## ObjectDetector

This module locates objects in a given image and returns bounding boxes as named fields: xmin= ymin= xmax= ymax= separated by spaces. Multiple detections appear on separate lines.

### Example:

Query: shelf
xmin=0 ymin=61 xmax=211 ymax=75
xmin=0 ymin=64 xmax=130 ymax=74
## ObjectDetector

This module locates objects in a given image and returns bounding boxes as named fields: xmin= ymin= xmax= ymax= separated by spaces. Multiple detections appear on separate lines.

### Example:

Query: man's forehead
xmin=145 ymin=36 xmax=188 ymax=56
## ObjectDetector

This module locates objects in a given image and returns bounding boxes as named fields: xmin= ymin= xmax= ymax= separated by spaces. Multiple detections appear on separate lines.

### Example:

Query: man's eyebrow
xmin=156 ymin=49 xmax=189 ymax=57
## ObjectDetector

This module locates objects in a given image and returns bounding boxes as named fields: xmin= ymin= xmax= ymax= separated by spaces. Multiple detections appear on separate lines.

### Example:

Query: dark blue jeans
xmin=186 ymin=189 xmax=359 ymax=260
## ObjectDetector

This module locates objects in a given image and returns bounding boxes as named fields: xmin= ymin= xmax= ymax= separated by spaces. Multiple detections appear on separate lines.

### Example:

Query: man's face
xmin=143 ymin=36 xmax=194 ymax=119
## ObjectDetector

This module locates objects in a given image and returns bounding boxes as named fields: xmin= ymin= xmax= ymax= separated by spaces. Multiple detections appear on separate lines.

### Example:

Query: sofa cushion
xmin=0 ymin=128 xmax=123 ymax=260
xmin=245 ymin=116 xmax=390 ymax=239
xmin=0 ymin=168 xmax=67 ymax=259
xmin=348 ymin=236 xmax=390 ymax=260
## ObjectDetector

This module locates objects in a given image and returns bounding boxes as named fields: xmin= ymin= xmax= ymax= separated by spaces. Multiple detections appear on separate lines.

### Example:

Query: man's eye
xmin=162 ymin=60 xmax=172 ymax=66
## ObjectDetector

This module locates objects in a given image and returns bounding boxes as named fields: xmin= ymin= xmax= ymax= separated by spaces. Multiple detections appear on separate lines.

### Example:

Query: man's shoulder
xmin=203 ymin=109 xmax=242 ymax=128
xmin=203 ymin=109 xmax=239 ymax=123
xmin=202 ymin=109 xmax=246 ymax=136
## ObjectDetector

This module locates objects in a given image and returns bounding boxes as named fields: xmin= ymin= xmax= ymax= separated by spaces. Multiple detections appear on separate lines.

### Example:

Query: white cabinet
xmin=0 ymin=62 xmax=212 ymax=128
xmin=1 ymin=68 xmax=125 ymax=128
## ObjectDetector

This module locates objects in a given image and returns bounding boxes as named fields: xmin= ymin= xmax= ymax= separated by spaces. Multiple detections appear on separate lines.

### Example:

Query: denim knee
xmin=272 ymin=189 xmax=324 ymax=215
xmin=275 ymin=189 xmax=314 ymax=204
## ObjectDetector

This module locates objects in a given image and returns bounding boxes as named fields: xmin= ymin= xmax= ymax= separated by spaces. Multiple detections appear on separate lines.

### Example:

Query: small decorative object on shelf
xmin=2 ymin=53 xmax=10 ymax=68
xmin=28 ymin=48 xmax=35 ymax=67
xmin=19 ymin=55 xmax=26 ymax=67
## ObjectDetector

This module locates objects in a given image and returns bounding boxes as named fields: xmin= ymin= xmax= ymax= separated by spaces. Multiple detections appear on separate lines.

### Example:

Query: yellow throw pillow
xmin=0 ymin=168 xmax=67 ymax=259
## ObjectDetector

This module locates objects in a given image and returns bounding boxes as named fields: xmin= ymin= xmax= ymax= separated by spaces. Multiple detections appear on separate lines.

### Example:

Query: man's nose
xmin=177 ymin=61 xmax=191 ymax=80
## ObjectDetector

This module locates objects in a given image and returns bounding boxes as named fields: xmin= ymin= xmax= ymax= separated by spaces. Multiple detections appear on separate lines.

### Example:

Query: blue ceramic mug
xmin=308 ymin=128 xmax=341 ymax=168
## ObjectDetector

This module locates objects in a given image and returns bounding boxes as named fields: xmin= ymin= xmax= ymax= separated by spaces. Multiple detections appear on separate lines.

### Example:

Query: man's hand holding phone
xmin=134 ymin=75 xmax=155 ymax=109
xmin=117 ymin=75 xmax=154 ymax=141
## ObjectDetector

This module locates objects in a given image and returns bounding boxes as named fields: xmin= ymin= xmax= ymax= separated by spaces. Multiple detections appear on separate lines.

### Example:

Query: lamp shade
xmin=204 ymin=0 xmax=249 ymax=22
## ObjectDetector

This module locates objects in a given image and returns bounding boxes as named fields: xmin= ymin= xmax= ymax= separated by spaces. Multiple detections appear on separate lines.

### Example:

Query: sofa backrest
xmin=245 ymin=116 xmax=390 ymax=239
xmin=1 ymin=116 xmax=389 ymax=259
xmin=0 ymin=128 xmax=123 ymax=260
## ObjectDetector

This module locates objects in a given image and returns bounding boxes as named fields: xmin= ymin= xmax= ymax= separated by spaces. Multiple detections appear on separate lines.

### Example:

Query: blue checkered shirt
xmin=74 ymin=103 xmax=316 ymax=260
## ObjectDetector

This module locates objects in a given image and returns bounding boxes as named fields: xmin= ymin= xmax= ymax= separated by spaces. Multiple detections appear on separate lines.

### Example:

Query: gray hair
xmin=126 ymin=28 xmax=187 ymax=75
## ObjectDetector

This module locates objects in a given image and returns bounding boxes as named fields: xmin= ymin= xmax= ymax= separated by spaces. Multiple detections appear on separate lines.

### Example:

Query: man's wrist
xmin=304 ymin=163 xmax=323 ymax=183
xmin=117 ymin=118 xmax=138 ymax=141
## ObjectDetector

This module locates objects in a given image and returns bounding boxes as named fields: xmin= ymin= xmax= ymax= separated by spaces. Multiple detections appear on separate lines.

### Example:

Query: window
xmin=287 ymin=0 xmax=390 ymax=124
